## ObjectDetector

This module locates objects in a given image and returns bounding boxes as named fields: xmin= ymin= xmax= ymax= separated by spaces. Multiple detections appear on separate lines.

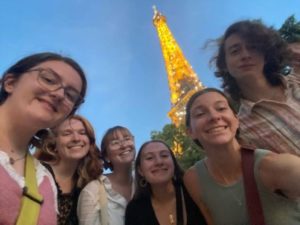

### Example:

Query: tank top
xmin=195 ymin=149 xmax=300 ymax=225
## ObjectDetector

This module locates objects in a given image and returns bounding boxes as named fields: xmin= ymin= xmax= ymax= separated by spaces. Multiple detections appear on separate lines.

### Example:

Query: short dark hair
xmin=133 ymin=140 xmax=184 ymax=200
xmin=0 ymin=52 xmax=87 ymax=114
xmin=212 ymin=20 xmax=291 ymax=102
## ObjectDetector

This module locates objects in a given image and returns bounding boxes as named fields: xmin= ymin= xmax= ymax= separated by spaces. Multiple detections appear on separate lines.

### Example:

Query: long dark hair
xmin=133 ymin=140 xmax=185 ymax=225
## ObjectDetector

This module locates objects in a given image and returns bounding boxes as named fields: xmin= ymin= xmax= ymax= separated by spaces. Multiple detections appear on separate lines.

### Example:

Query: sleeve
xmin=77 ymin=181 xmax=101 ymax=225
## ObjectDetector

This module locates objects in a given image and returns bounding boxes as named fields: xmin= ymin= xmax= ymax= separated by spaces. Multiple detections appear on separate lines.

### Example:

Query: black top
xmin=44 ymin=163 xmax=81 ymax=225
xmin=125 ymin=184 xmax=207 ymax=225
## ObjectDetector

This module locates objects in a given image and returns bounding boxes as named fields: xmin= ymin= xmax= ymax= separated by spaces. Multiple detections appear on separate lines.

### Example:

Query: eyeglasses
xmin=29 ymin=68 xmax=83 ymax=106
xmin=109 ymin=136 xmax=134 ymax=148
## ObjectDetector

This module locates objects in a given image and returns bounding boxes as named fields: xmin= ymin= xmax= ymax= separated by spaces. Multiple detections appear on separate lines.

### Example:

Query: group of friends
xmin=0 ymin=18 xmax=299 ymax=225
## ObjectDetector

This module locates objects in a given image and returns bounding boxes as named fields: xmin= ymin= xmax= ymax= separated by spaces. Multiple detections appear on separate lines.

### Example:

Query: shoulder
xmin=184 ymin=166 xmax=198 ymax=183
xmin=125 ymin=197 xmax=152 ymax=225
xmin=183 ymin=165 xmax=202 ymax=203
xmin=81 ymin=176 xmax=103 ymax=195
xmin=34 ymin=159 xmax=59 ymax=213
xmin=184 ymin=160 xmax=204 ymax=182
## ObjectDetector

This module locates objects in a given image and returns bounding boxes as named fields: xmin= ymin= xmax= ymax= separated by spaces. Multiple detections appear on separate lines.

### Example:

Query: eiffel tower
xmin=152 ymin=6 xmax=204 ymax=126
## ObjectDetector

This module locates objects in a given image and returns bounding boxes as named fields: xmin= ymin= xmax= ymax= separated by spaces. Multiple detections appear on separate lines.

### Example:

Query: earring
xmin=139 ymin=177 xmax=147 ymax=188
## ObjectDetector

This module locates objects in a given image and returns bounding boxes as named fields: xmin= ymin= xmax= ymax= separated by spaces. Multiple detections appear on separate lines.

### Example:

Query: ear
xmin=3 ymin=74 xmax=17 ymax=94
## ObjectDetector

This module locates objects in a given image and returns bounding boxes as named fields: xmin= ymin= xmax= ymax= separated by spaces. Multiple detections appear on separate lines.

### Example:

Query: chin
xmin=207 ymin=138 xmax=232 ymax=146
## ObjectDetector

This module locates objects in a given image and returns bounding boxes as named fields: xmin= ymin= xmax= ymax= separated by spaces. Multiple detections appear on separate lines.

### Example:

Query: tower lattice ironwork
xmin=152 ymin=6 xmax=204 ymax=126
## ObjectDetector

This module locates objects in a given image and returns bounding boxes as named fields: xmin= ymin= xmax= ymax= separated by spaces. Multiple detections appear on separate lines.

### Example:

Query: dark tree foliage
xmin=151 ymin=123 xmax=205 ymax=170
xmin=279 ymin=15 xmax=300 ymax=43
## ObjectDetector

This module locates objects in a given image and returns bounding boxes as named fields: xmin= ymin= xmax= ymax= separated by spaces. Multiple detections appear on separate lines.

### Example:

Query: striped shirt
xmin=238 ymin=73 xmax=300 ymax=155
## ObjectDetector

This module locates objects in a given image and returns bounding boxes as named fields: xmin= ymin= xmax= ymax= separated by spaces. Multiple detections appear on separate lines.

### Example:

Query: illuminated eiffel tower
xmin=152 ymin=6 xmax=204 ymax=127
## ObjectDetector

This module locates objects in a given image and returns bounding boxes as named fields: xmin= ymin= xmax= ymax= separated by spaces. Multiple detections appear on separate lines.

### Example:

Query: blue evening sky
xmin=0 ymin=0 xmax=299 ymax=148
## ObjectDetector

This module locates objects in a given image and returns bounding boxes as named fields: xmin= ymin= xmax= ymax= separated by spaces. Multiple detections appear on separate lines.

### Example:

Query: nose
xmin=154 ymin=155 xmax=163 ymax=165
xmin=71 ymin=132 xmax=80 ymax=141
xmin=241 ymin=47 xmax=251 ymax=60
xmin=119 ymin=139 xmax=127 ymax=148
xmin=49 ymin=87 xmax=65 ymax=100
xmin=208 ymin=110 xmax=221 ymax=121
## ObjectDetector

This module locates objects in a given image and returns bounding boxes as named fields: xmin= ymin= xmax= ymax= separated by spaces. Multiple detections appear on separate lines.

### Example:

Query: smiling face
xmin=105 ymin=130 xmax=136 ymax=169
xmin=138 ymin=142 xmax=175 ymax=186
xmin=54 ymin=118 xmax=90 ymax=162
xmin=4 ymin=60 xmax=83 ymax=129
xmin=224 ymin=34 xmax=265 ymax=82
xmin=187 ymin=91 xmax=239 ymax=148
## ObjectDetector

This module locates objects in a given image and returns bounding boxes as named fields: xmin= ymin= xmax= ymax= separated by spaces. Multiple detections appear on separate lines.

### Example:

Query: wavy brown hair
xmin=211 ymin=20 xmax=292 ymax=102
xmin=35 ymin=115 xmax=102 ymax=188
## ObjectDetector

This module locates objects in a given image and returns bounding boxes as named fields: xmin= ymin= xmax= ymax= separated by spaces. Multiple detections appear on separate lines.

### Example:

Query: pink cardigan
xmin=0 ymin=164 xmax=57 ymax=225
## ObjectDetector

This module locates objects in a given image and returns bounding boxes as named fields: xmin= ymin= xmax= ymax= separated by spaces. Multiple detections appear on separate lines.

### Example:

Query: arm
xmin=183 ymin=167 xmax=214 ymax=225
xmin=258 ymin=152 xmax=300 ymax=200
xmin=77 ymin=182 xmax=101 ymax=225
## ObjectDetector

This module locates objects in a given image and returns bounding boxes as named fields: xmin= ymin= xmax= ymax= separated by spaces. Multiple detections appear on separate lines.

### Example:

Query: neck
xmin=0 ymin=107 xmax=37 ymax=156
xmin=109 ymin=164 xmax=133 ymax=185
xmin=237 ymin=75 xmax=284 ymax=102
xmin=151 ymin=181 xmax=175 ymax=203
xmin=52 ymin=159 xmax=79 ymax=179
xmin=204 ymin=139 xmax=242 ymax=184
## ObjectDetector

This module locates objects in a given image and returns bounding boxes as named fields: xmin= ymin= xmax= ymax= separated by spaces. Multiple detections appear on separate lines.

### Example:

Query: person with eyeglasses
xmin=78 ymin=126 xmax=136 ymax=225
xmin=0 ymin=52 xmax=87 ymax=225
xmin=35 ymin=115 xmax=103 ymax=225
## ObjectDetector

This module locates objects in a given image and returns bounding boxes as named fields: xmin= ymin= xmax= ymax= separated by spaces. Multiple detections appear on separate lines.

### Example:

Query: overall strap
xmin=241 ymin=147 xmax=265 ymax=225
xmin=98 ymin=177 xmax=109 ymax=225
xmin=16 ymin=154 xmax=43 ymax=225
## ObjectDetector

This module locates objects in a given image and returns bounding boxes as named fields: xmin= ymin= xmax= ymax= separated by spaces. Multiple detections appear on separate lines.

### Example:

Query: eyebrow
xmin=226 ymin=43 xmax=241 ymax=51
xmin=192 ymin=100 xmax=227 ymax=110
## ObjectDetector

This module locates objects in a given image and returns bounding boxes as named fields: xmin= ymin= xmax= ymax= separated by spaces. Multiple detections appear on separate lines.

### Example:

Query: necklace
xmin=9 ymin=153 xmax=27 ymax=165
xmin=169 ymin=214 xmax=175 ymax=225
xmin=205 ymin=160 xmax=243 ymax=206
xmin=152 ymin=195 xmax=176 ymax=225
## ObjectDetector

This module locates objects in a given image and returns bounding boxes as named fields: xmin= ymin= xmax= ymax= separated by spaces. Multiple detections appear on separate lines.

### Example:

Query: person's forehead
xmin=58 ymin=118 xmax=84 ymax=131
xmin=192 ymin=92 xmax=227 ymax=108
xmin=225 ymin=34 xmax=245 ymax=47
xmin=142 ymin=143 xmax=169 ymax=155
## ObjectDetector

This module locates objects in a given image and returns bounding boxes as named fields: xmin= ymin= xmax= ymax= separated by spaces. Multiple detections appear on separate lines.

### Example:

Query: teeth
xmin=69 ymin=145 xmax=84 ymax=149
xmin=120 ymin=151 xmax=130 ymax=156
xmin=207 ymin=126 xmax=226 ymax=133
